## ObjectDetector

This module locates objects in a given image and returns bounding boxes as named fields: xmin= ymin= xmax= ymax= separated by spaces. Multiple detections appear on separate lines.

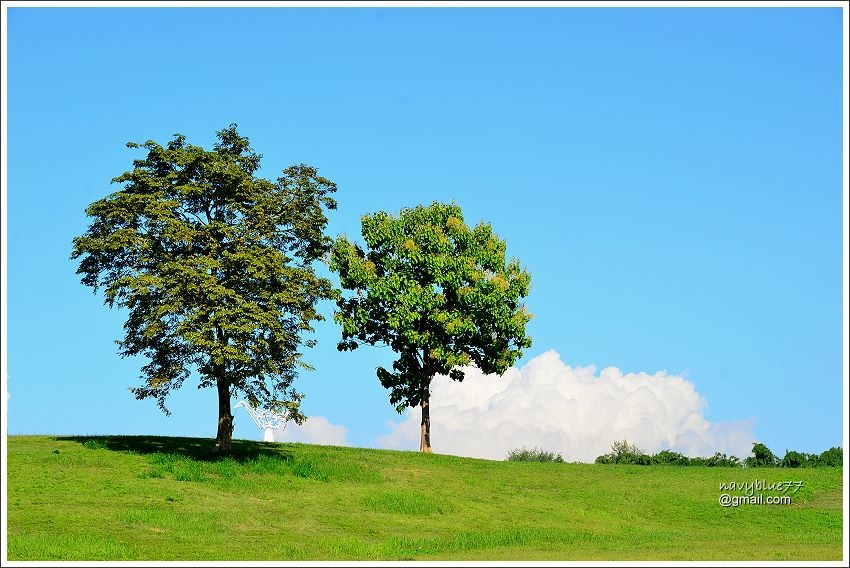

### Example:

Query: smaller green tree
xmin=330 ymin=201 xmax=532 ymax=452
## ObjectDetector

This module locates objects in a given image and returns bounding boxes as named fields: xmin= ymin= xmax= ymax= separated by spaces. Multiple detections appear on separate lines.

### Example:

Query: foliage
xmin=744 ymin=443 xmax=778 ymax=468
xmin=330 ymin=201 xmax=532 ymax=450
xmin=777 ymin=447 xmax=844 ymax=468
xmin=648 ymin=449 xmax=691 ymax=466
xmin=594 ymin=439 xmax=650 ymax=465
xmin=688 ymin=452 xmax=741 ymax=467
xmin=505 ymin=446 xmax=564 ymax=463
xmin=594 ymin=440 xmax=840 ymax=468
xmin=779 ymin=450 xmax=815 ymax=468
xmin=815 ymin=446 xmax=843 ymax=467
xmin=71 ymin=125 xmax=337 ymax=452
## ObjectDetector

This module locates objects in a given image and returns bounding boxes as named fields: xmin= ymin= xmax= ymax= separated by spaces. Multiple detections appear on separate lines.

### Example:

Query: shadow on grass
xmin=55 ymin=435 xmax=292 ymax=463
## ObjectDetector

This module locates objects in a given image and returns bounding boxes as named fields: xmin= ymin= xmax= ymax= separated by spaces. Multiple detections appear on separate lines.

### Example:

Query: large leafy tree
xmin=330 ymin=202 xmax=532 ymax=452
xmin=71 ymin=125 xmax=337 ymax=455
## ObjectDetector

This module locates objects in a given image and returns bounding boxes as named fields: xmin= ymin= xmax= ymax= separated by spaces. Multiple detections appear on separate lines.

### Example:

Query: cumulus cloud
xmin=273 ymin=415 xmax=349 ymax=446
xmin=377 ymin=350 xmax=756 ymax=462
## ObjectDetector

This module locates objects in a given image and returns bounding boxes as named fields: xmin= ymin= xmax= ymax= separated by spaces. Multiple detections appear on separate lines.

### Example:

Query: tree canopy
xmin=330 ymin=201 xmax=532 ymax=452
xmin=71 ymin=124 xmax=338 ymax=454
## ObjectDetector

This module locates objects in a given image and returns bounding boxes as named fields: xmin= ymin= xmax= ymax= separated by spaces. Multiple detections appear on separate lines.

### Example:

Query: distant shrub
xmin=594 ymin=439 xmax=840 ymax=468
xmin=744 ymin=443 xmax=778 ymax=468
xmin=702 ymin=452 xmax=741 ymax=467
xmin=816 ymin=447 xmax=843 ymax=467
xmin=779 ymin=450 xmax=815 ymax=468
xmin=594 ymin=439 xmax=649 ymax=465
xmin=776 ymin=447 xmax=844 ymax=468
xmin=650 ymin=450 xmax=690 ymax=466
xmin=506 ymin=446 xmax=564 ymax=463
xmin=686 ymin=452 xmax=739 ymax=467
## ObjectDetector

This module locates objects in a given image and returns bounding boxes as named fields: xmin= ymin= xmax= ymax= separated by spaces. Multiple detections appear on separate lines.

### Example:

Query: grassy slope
xmin=5 ymin=435 xmax=844 ymax=561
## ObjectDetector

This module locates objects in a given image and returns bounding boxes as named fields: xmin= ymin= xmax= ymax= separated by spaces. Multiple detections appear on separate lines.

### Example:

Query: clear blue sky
xmin=4 ymin=6 xmax=846 ymax=456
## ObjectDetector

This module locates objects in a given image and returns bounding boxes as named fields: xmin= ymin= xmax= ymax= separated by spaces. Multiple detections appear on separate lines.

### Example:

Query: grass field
xmin=5 ymin=435 xmax=845 ymax=561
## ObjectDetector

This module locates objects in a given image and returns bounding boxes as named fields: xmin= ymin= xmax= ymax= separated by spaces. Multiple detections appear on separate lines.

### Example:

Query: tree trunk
xmin=212 ymin=378 xmax=234 ymax=456
xmin=419 ymin=382 xmax=433 ymax=453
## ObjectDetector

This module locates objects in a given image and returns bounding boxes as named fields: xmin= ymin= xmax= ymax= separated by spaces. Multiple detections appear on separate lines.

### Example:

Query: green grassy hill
xmin=6 ymin=435 xmax=844 ymax=561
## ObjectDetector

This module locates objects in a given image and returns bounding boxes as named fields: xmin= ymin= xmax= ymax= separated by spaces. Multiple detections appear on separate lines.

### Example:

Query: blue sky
xmin=4 ymin=6 xmax=846 ymax=459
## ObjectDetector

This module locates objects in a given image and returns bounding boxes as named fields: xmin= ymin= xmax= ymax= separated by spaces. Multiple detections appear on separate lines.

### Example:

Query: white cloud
xmin=273 ymin=415 xmax=349 ymax=446
xmin=377 ymin=349 xmax=756 ymax=462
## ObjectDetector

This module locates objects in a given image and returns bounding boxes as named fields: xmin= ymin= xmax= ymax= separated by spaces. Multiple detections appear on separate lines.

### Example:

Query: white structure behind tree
xmin=235 ymin=400 xmax=289 ymax=442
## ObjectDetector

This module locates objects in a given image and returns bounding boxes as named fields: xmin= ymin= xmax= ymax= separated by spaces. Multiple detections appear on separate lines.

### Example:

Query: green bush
xmin=744 ymin=443 xmax=778 ymax=468
xmin=594 ymin=439 xmax=649 ymax=465
xmin=593 ymin=440 xmax=840 ymax=468
xmin=686 ymin=452 xmax=740 ymax=467
xmin=704 ymin=452 xmax=741 ymax=467
xmin=816 ymin=447 xmax=843 ymax=467
xmin=650 ymin=450 xmax=690 ymax=466
xmin=506 ymin=446 xmax=564 ymax=463
xmin=780 ymin=450 xmax=814 ymax=468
